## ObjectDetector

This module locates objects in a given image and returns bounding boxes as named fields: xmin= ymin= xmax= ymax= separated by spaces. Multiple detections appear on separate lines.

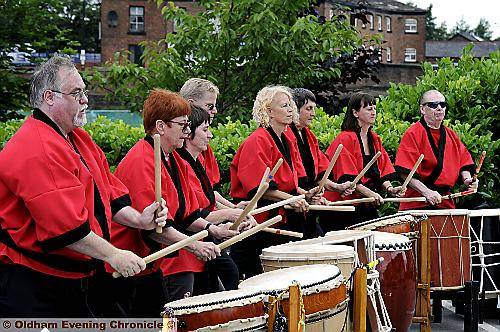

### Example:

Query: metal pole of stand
xmin=464 ymin=281 xmax=479 ymax=332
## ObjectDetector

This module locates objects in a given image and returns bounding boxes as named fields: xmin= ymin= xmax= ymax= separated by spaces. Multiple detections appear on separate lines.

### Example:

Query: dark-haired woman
xmin=323 ymin=93 xmax=405 ymax=230
xmin=284 ymin=88 xmax=354 ymax=237
xmin=177 ymin=105 xmax=256 ymax=294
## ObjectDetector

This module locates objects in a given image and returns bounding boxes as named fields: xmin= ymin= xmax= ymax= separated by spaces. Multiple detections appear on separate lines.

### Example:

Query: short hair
xmin=188 ymin=104 xmax=210 ymax=139
xmin=341 ymin=93 xmax=375 ymax=132
xmin=179 ymin=78 xmax=219 ymax=101
xmin=30 ymin=54 xmax=76 ymax=108
xmin=419 ymin=89 xmax=444 ymax=105
xmin=143 ymin=89 xmax=191 ymax=135
xmin=292 ymin=88 xmax=316 ymax=111
xmin=253 ymin=86 xmax=296 ymax=127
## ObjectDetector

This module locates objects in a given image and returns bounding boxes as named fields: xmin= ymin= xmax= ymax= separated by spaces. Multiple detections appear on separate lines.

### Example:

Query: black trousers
xmin=163 ymin=272 xmax=195 ymax=303
xmin=104 ymin=270 xmax=165 ymax=318
xmin=194 ymin=250 xmax=239 ymax=295
xmin=0 ymin=264 xmax=95 ymax=317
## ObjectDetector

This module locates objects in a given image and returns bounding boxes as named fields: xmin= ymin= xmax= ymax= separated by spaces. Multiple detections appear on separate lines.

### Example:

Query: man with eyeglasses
xmin=395 ymin=89 xmax=477 ymax=210
xmin=0 ymin=55 xmax=168 ymax=317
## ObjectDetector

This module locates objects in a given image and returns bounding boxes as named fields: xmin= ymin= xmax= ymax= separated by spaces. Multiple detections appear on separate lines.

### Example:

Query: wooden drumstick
xmin=226 ymin=221 xmax=303 ymax=238
xmin=328 ymin=197 xmax=376 ymax=206
xmin=284 ymin=205 xmax=355 ymax=212
xmin=249 ymin=194 xmax=305 ymax=216
xmin=229 ymin=182 xmax=269 ymax=230
xmin=384 ymin=197 xmax=427 ymax=203
xmin=258 ymin=167 xmax=270 ymax=191
xmin=401 ymin=154 xmax=424 ymax=191
xmin=269 ymin=158 xmax=283 ymax=181
xmin=472 ymin=150 xmax=486 ymax=181
xmin=154 ymin=134 xmax=163 ymax=234
xmin=112 ymin=230 xmax=208 ymax=278
xmin=317 ymin=144 xmax=343 ymax=191
xmin=350 ymin=151 xmax=381 ymax=188
xmin=442 ymin=189 xmax=477 ymax=200
xmin=219 ymin=215 xmax=282 ymax=250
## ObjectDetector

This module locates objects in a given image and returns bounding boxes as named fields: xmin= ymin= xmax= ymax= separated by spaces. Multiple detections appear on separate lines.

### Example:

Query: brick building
xmin=100 ymin=0 xmax=203 ymax=63
xmin=319 ymin=0 xmax=427 ymax=64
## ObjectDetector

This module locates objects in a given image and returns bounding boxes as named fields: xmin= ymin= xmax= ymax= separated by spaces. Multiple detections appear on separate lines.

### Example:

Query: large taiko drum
xmin=239 ymin=265 xmax=349 ymax=332
xmin=373 ymin=231 xmax=416 ymax=332
xmin=348 ymin=213 xmax=421 ymax=239
xmin=289 ymin=230 xmax=375 ymax=265
xmin=260 ymin=244 xmax=356 ymax=281
xmin=469 ymin=209 xmax=500 ymax=299
xmin=407 ymin=209 xmax=471 ymax=290
xmin=162 ymin=288 xmax=267 ymax=331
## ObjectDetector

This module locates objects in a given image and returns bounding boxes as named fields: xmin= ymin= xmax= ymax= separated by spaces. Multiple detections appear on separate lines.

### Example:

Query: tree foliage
xmin=0 ymin=0 xmax=100 ymax=119
xmin=473 ymin=18 xmax=493 ymax=41
xmin=88 ymin=0 xmax=380 ymax=122
xmin=424 ymin=4 xmax=449 ymax=40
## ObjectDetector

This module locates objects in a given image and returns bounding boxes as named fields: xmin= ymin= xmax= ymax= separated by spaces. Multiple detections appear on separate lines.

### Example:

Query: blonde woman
xmin=229 ymin=86 xmax=320 ymax=278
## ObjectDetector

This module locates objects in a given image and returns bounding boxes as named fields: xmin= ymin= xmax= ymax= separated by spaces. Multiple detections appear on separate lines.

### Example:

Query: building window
xmin=354 ymin=18 xmax=358 ymax=27
xmin=386 ymin=47 xmax=392 ymax=62
xmin=386 ymin=16 xmax=392 ymax=32
xmin=129 ymin=6 xmax=144 ymax=33
xmin=368 ymin=14 xmax=374 ymax=30
xmin=107 ymin=11 xmax=118 ymax=28
xmin=405 ymin=18 xmax=417 ymax=33
xmin=128 ymin=44 xmax=144 ymax=65
xmin=404 ymin=48 xmax=417 ymax=62
xmin=377 ymin=15 xmax=382 ymax=31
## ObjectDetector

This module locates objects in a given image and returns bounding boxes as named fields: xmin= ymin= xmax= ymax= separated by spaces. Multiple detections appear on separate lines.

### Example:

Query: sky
xmin=409 ymin=0 xmax=500 ymax=39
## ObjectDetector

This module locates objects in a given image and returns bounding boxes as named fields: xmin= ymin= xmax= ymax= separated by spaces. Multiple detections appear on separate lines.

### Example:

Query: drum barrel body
xmin=376 ymin=248 xmax=416 ymax=332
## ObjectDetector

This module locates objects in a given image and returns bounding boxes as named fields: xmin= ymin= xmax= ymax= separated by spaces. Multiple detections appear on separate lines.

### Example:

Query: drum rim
xmin=404 ymin=209 xmax=470 ymax=215
xmin=261 ymin=244 xmax=355 ymax=256
xmin=164 ymin=289 xmax=264 ymax=310
xmin=239 ymin=264 xmax=343 ymax=295
xmin=347 ymin=212 xmax=415 ymax=230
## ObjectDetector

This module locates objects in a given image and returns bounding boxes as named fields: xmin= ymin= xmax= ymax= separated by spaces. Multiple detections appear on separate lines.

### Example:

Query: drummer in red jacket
xmin=324 ymin=93 xmax=405 ymax=230
xmin=395 ymin=89 xmax=477 ymax=210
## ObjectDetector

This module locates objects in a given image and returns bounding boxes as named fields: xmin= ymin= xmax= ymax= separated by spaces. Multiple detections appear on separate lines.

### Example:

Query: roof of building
xmin=426 ymin=41 xmax=499 ymax=58
xmin=449 ymin=32 xmax=481 ymax=42
xmin=328 ymin=0 xmax=427 ymax=14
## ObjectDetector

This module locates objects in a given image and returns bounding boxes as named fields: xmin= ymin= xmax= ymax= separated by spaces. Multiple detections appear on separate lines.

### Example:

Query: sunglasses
xmin=423 ymin=101 xmax=447 ymax=109
xmin=167 ymin=120 xmax=191 ymax=132
xmin=205 ymin=103 xmax=216 ymax=111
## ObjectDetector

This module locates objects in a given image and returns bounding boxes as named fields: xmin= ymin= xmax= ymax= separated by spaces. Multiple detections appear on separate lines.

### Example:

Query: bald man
xmin=395 ymin=89 xmax=477 ymax=210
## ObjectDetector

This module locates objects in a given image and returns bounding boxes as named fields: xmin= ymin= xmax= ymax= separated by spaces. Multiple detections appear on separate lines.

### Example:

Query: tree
xmin=474 ymin=18 xmax=493 ymax=41
xmin=89 ymin=0 xmax=378 ymax=121
xmin=450 ymin=17 xmax=472 ymax=36
xmin=425 ymin=4 xmax=449 ymax=40
xmin=0 ymin=0 xmax=100 ymax=119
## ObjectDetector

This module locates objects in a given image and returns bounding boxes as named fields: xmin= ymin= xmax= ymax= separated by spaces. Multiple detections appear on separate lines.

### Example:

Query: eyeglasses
xmin=423 ymin=101 xmax=447 ymax=109
xmin=205 ymin=103 xmax=216 ymax=111
xmin=51 ymin=89 xmax=89 ymax=102
xmin=168 ymin=120 xmax=191 ymax=132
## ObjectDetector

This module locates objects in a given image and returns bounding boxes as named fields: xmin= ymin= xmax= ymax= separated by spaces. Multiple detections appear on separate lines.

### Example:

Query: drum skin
xmin=376 ymin=248 xmax=416 ymax=332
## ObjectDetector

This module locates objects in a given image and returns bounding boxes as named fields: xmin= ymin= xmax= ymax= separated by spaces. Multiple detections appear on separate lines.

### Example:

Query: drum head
xmin=404 ymin=209 xmax=469 ymax=216
xmin=239 ymin=264 xmax=342 ymax=294
xmin=373 ymin=231 xmax=412 ymax=251
xmin=348 ymin=213 xmax=416 ymax=231
xmin=164 ymin=288 xmax=264 ymax=315
xmin=261 ymin=244 xmax=355 ymax=261
xmin=324 ymin=229 xmax=373 ymax=242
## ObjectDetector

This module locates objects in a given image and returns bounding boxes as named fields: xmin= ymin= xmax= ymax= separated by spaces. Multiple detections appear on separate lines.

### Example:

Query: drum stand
xmin=413 ymin=218 xmax=431 ymax=332
xmin=366 ymin=270 xmax=392 ymax=332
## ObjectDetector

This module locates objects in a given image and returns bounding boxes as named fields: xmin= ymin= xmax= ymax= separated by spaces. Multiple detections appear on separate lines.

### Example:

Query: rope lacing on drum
xmin=375 ymin=242 xmax=412 ymax=251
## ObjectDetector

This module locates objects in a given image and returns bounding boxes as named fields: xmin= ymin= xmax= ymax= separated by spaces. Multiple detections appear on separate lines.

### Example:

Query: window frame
xmin=386 ymin=16 xmax=392 ymax=32
xmin=129 ymin=6 xmax=145 ymax=34
xmin=404 ymin=18 xmax=418 ymax=34
xmin=386 ymin=47 xmax=392 ymax=62
xmin=404 ymin=48 xmax=417 ymax=62
xmin=377 ymin=15 xmax=382 ymax=31
xmin=369 ymin=14 xmax=374 ymax=30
